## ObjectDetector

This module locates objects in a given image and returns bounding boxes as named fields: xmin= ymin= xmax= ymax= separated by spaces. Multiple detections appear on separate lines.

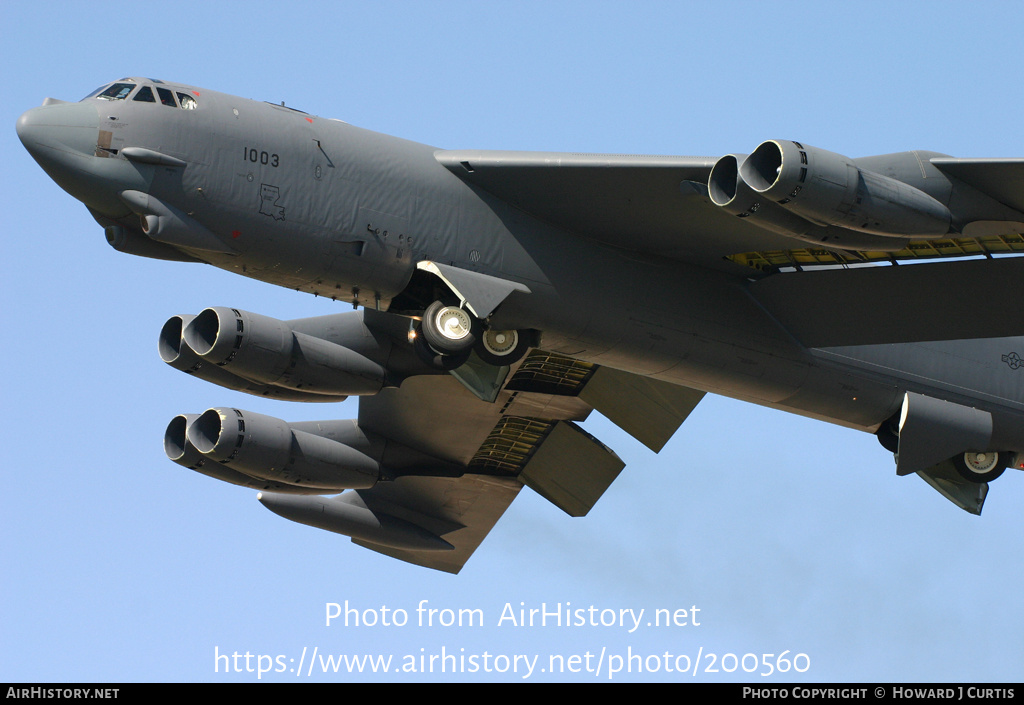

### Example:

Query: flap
xmin=505 ymin=350 xmax=702 ymax=451
xmin=337 ymin=349 xmax=702 ymax=571
xmin=518 ymin=421 xmax=625 ymax=517
xmin=579 ymin=366 xmax=705 ymax=452
xmin=749 ymin=257 xmax=1024 ymax=347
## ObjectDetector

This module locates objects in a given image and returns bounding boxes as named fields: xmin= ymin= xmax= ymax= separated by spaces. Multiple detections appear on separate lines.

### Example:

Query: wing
xmin=930 ymin=158 xmax=1024 ymax=213
xmin=748 ymin=256 xmax=1024 ymax=346
xmin=165 ymin=307 xmax=703 ymax=574
xmin=435 ymin=149 xmax=1024 ymax=277
xmin=437 ymin=148 xmax=1024 ymax=345
xmin=342 ymin=350 xmax=704 ymax=573
xmin=436 ymin=150 xmax=783 ymax=274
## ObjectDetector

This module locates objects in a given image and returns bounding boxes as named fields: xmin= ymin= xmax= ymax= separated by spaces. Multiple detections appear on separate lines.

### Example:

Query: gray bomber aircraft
xmin=17 ymin=77 xmax=1024 ymax=572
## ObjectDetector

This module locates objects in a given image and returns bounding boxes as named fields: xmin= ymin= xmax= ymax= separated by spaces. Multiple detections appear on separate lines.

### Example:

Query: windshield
xmin=95 ymin=82 xmax=137 ymax=101
xmin=81 ymin=79 xmax=198 ymax=110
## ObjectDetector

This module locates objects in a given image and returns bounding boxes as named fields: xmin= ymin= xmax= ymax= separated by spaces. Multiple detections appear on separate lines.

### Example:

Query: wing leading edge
xmin=436 ymin=148 xmax=1024 ymax=281
xmin=435 ymin=149 xmax=784 ymax=272
xmin=438 ymin=148 xmax=1024 ymax=346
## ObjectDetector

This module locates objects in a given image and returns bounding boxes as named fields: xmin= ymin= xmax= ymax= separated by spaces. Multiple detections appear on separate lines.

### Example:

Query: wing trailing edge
xmin=749 ymin=256 xmax=1024 ymax=347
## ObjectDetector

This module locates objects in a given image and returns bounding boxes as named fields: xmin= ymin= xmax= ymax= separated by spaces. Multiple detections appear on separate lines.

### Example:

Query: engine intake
xmin=709 ymin=152 xmax=823 ymax=238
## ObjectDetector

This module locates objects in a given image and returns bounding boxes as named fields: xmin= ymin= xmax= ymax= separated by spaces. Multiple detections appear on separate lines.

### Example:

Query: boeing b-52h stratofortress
xmin=17 ymin=78 xmax=1024 ymax=572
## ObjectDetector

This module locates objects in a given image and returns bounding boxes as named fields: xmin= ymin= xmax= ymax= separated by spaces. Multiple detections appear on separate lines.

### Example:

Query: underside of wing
xmin=748 ymin=256 xmax=1024 ymax=347
xmin=745 ymin=257 xmax=1024 ymax=348
xmin=349 ymin=474 xmax=523 ymax=574
xmin=163 ymin=303 xmax=705 ymax=573
xmin=260 ymin=350 xmax=704 ymax=573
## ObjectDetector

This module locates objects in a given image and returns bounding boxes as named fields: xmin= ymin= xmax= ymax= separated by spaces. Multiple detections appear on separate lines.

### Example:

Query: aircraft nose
xmin=16 ymin=100 xmax=132 ymax=214
xmin=17 ymin=101 xmax=101 ymax=163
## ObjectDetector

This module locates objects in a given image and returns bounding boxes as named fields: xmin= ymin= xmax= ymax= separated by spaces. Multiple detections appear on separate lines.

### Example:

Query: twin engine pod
xmin=159 ymin=307 xmax=389 ymax=402
xmin=164 ymin=409 xmax=456 ymax=552
xmin=165 ymin=408 xmax=381 ymax=491
xmin=159 ymin=306 xmax=467 ymax=548
xmin=707 ymin=140 xmax=953 ymax=247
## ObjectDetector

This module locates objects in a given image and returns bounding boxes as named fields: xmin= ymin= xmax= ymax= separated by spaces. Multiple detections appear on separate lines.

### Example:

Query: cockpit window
xmin=82 ymin=85 xmax=107 ymax=101
xmin=86 ymin=79 xmax=197 ymax=109
xmin=96 ymin=82 xmax=136 ymax=101
xmin=157 ymin=87 xmax=178 ymax=107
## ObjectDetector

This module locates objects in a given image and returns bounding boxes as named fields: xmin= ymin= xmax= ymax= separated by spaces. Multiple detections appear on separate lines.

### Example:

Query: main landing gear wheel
xmin=475 ymin=328 xmax=529 ymax=366
xmin=420 ymin=301 xmax=478 ymax=355
xmin=412 ymin=334 xmax=470 ymax=370
xmin=952 ymin=451 xmax=1007 ymax=483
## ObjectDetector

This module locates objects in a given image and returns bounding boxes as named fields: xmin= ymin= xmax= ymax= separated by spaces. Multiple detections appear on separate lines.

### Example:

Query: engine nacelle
xmin=708 ymin=152 xmax=932 ymax=251
xmin=739 ymin=140 xmax=952 ymax=237
xmin=182 ymin=307 xmax=387 ymax=397
xmin=159 ymin=315 xmax=346 ymax=402
xmin=163 ymin=414 xmax=326 ymax=494
xmin=186 ymin=407 xmax=382 ymax=491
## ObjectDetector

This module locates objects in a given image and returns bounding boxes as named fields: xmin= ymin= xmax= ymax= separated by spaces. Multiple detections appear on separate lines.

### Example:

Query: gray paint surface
xmin=16 ymin=77 xmax=1024 ymax=570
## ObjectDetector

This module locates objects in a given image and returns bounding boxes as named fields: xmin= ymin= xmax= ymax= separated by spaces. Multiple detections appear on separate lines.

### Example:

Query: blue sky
xmin=3 ymin=1 xmax=1023 ymax=682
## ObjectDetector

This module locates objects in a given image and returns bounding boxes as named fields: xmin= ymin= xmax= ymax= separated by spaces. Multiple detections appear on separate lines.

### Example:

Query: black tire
xmin=474 ymin=328 xmax=530 ymax=366
xmin=412 ymin=335 xmax=470 ymax=370
xmin=420 ymin=301 xmax=478 ymax=355
xmin=952 ymin=451 xmax=1007 ymax=483
xmin=875 ymin=417 xmax=900 ymax=454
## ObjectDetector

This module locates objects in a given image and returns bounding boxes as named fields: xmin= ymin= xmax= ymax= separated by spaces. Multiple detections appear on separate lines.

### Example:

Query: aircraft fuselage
xmin=17 ymin=78 xmax=1024 ymax=448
